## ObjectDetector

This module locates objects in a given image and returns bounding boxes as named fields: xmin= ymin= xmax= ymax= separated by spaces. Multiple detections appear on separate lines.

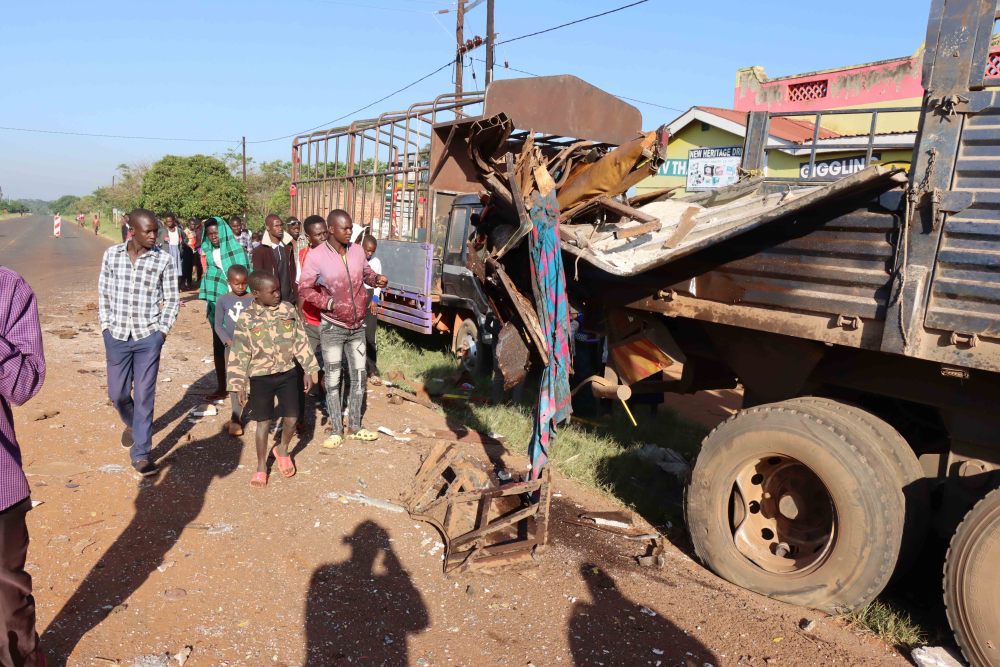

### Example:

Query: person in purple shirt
xmin=0 ymin=266 xmax=47 ymax=667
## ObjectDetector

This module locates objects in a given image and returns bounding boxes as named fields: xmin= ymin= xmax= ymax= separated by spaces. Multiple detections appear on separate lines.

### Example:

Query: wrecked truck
xmin=290 ymin=1 xmax=1000 ymax=659
xmin=420 ymin=2 xmax=996 ymax=665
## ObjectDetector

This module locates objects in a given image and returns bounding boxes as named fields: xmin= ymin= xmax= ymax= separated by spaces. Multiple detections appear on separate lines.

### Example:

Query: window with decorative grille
xmin=985 ymin=51 xmax=1000 ymax=78
xmin=787 ymin=80 xmax=828 ymax=102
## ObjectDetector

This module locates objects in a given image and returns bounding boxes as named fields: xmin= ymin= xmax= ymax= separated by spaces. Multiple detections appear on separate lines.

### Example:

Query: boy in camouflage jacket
xmin=228 ymin=271 xmax=319 ymax=488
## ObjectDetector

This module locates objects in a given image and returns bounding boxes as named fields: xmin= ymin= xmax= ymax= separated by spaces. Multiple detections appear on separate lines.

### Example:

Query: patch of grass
xmin=377 ymin=326 xmax=708 ymax=526
xmin=845 ymin=599 xmax=926 ymax=651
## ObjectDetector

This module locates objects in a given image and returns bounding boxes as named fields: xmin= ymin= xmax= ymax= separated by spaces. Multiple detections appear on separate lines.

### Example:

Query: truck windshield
xmin=447 ymin=207 xmax=471 ymax=256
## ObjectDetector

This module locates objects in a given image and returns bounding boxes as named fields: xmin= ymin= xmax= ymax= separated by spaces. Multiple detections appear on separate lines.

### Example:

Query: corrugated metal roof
xmin=695 ymin=106 xmax=841 ymax=143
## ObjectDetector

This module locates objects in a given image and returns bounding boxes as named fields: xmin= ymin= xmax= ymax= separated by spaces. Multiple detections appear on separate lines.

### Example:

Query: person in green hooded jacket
xmin=198 ymin=216 xmax=249 ymax=400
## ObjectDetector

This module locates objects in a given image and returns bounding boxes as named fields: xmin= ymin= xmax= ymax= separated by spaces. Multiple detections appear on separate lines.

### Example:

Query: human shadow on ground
xmin=41 ymin=429 xmax=243 ymax=662
xmin=569 ymin=562 xmax=717 ymax=666
xmin=304 ymin=520 xmax=429 ymax=666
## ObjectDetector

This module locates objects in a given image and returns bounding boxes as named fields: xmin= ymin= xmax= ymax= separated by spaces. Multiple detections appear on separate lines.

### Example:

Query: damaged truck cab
xmin=444 ymin=2 xmax=999 ymax=664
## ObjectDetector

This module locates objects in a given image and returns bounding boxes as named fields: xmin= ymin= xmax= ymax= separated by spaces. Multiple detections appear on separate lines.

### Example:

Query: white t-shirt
xmin=367 ymin=256 xmax=382 ymax=298
xmin=167 ymin=228 xmax=181 ymax=246
xmin=212 ymin=248 xmax=223 ymax=269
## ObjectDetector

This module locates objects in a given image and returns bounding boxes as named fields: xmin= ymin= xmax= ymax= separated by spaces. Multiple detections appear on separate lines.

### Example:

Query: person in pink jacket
xmin=298 ymin=210 xmax=387 ymax=448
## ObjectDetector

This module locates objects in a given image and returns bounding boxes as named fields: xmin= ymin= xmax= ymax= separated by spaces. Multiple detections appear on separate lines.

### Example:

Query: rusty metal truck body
xmin=290 ymin=2 xmax=1000 ymax=660
xmin=442 ymin=2 xmax=999 ymax=663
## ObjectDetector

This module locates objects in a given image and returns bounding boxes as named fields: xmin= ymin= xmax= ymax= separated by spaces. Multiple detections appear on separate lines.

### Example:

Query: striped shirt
xmin=0 ymin=268 xmax=46 ymax=511
xmin=98 ymin=243 xmax=180 ymax=341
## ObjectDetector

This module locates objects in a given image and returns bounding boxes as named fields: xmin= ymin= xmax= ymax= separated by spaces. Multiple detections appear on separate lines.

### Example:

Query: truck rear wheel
xmin=786 ymin=397 xmax=929 ymax=576
xmin=455 ymin=318 xmax=489 ymax=376
xmin=685 ymin=401 xmax=904 ymax=613
xmin=944 ymin=486 xmax=1000 ymax=667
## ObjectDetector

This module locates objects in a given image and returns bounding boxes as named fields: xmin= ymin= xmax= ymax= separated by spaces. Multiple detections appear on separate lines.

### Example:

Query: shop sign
xmin=686 ymin=146 xmax=743 ymax=190
xmin=657 ymin=159 xmax=689 ymax=177
xmin=799 ymin=153 xmax=880 ymax=178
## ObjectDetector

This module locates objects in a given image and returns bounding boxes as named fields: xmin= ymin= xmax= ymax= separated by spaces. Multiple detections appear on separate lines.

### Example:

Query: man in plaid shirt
xmin=98 ymin=209 xmax=179 ymax=476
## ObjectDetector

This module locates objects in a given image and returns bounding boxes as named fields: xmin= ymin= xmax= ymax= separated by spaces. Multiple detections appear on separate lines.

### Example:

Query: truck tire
xmin=455 ymin=318 xmax=488 ymax=376
xmin=786 ymin=397 xmax=929 ymax=576
xmin=944 ymin=486 xmax=1000 ymax=667
xmin=685 ymin=401 xmax=904 ymax=613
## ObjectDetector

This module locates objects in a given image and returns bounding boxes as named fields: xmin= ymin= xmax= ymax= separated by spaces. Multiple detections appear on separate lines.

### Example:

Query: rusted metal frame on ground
xmin=403 ymin=443 xmax=552 ymax=573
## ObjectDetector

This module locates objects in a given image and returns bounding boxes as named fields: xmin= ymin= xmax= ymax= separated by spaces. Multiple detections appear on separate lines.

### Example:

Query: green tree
xmin=49 ymin=195 xmax=80 ymax=214
xmin=219 ymin=150 xmax=291 ymax=230
xmin=141 ymin=154 xmax=247 ymax=220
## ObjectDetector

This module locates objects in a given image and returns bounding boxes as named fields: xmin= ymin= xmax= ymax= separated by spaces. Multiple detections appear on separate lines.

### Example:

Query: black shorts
xmin=248 ymin=369 xmax=300 ymax=421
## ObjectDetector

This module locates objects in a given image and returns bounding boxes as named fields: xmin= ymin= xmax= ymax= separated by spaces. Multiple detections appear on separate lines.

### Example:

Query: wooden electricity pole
xmin=455 ymin=0 xmax=466 ymax=99
xmin=485 ymin=0 xmax=495 ymax=87
xmin=242 ymin=136 xmax=247 ymax=183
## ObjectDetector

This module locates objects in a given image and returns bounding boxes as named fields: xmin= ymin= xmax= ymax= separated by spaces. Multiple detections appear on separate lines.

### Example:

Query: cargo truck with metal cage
xmin=434 ymin=3 xmax=1000 ymax=664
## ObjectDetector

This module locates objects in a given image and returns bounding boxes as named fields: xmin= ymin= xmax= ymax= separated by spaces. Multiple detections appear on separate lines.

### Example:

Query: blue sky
xmin=0 ymin=0 xmax=930 ymax=200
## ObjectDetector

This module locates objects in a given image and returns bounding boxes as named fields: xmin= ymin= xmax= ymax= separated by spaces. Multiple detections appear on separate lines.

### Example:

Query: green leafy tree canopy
xmin=141 ymin=154 xmax=248 ymax=220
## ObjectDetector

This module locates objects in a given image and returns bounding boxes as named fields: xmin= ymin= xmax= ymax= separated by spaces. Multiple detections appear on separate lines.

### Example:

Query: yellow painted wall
xmin=637 ymin=124 xmax=744 ymax=194
xmin=781 ymin=98 xmax=923 ymax=135
xmin=767 ymin=148 xmax=913 ymax=178
xmin=635 ymin=123 xmax=913 ymax=195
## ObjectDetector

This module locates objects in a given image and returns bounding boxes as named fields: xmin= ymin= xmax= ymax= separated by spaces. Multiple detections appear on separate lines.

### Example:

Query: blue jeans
xmin=103 ymin=331 xmax=164 ymax=462
xmin=320 ymin=323 xmax=366 ymax=434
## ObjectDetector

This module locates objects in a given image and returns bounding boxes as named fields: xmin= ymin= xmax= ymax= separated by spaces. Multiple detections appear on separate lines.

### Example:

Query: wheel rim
xmin=458 ymin=331 xmax=478 ymax=370
xmin=729 ymin=454 xmax=837 ymax=574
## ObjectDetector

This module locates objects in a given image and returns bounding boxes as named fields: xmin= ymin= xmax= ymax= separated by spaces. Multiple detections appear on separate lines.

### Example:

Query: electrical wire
xmin=246 ymin=60 xmax=454 ymax=144
xmin=495 ymin=0 xmax=649 ymax=46
xmin=0 ymin=125 xmax=238 ymax=143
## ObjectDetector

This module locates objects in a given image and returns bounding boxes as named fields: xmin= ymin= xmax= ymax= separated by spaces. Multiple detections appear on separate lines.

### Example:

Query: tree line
xmin=38 ymin=152 xmax=392 ymax=231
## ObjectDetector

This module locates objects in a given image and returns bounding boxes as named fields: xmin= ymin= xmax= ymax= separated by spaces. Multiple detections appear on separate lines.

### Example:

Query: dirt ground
xmin=6 ymin=216 xmax=908 ymax=666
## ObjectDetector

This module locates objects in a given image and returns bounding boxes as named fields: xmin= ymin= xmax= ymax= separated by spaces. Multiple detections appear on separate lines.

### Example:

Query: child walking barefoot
xmin=227 ymin=271 xmax=319 ymax=488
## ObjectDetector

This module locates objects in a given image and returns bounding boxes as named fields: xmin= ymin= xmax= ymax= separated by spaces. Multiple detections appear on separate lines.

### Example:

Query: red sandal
xmin=272 ymin=447 xmax=296 ymax=478
xmin=250 ymin=471 xmax=267 ymax=488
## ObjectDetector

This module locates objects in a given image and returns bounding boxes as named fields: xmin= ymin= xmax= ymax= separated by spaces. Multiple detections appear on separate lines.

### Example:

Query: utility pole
xmin=485 ymin=0 xmax=495 ymax=87
xmin=242 ymin=136 xmax=247 ymax=183
xmin=455 ymin=0 xmax=465 ymax=99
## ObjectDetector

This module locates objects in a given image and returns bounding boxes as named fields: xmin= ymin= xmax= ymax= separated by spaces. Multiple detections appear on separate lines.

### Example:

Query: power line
xmin=496 ymin=0 xmax=649 ymax=46
xmin=0 ymin=125 xmax=238 ymax=143
xmin=471 ymin=58 xmax=684 ymax=114
xmin=247 ymin=60 xmax=454 ymax=144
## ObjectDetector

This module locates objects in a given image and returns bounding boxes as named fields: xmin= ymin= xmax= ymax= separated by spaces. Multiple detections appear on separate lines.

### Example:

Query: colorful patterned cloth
xmin=527 ymin=190 xmax=572 ymax=480
xmin=198 ymin=217 xmax=249 ymax=324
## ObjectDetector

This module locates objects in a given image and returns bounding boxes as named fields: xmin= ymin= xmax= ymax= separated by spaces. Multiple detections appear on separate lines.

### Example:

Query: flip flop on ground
xmin=321 ymin=434 xmax=343 ymax=449
xmin=347 ymin=429 xmax=378 ymax=442
xmin=250 ymin=471 xmax=267 ymax=488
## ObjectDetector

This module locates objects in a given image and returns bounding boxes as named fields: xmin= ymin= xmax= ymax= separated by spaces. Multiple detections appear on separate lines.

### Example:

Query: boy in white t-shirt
xmin=361 ymin=234 xmax=382 ymax=384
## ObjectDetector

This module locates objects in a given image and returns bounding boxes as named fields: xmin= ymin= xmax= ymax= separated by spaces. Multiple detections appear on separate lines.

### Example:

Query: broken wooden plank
xmin=600 ymin=196 xmax=658 ymax=224
xmin=662 ymin=205 xmax=702 ymax=249
xmin=614 ymin=219 xmax=662 ymax=239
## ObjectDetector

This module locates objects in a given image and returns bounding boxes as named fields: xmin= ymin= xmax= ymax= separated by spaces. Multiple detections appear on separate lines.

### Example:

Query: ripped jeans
xmin=320 ymin=322 xmax=367 ymax=435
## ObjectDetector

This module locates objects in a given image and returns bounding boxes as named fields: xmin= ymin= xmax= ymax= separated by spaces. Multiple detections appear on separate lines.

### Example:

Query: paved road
xmin=0 ymin=214 xmax=113 ymax=295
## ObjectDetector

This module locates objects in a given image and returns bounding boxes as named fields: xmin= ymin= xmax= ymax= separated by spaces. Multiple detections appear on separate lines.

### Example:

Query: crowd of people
xmin=103 ymin=208 xmax=390 ymax=480
xmin=0 ymin=207 xmax=389 ymax=664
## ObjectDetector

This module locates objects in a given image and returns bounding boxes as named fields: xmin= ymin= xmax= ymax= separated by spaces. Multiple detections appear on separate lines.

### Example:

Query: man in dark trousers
xmin=252 ymin=214 xmax=297 ymax=306
xmin=0 ymin=267 xmax=47 ymax=666
xmin=98 ymin=209 xmax=180 ymax=476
